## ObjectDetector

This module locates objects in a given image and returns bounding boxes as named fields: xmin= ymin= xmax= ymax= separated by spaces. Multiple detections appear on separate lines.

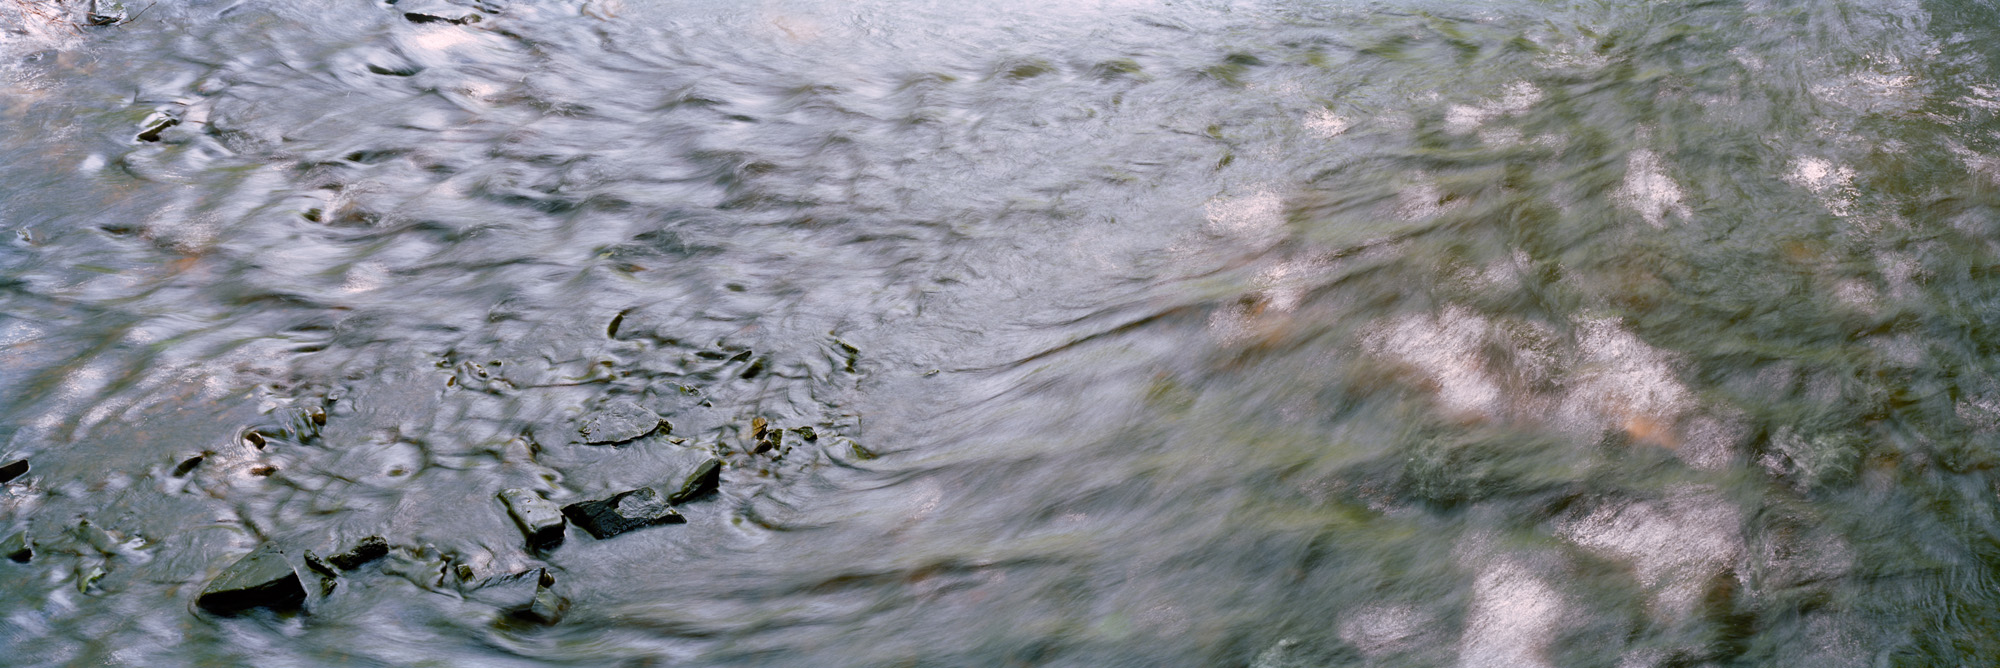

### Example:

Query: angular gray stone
xmin=667 ymin=458 xmax=721 ymax=505
xmin=561 ymin=487 xmax=683 ymax=539
xmin=2 ymin=531 xmax=30 ymax=563
xmin=577 ymin=401 xmax=664 ymax=444
xmin=470 ymin=567 xmax=547 ymax=607
xmin=499 ymin=489 xmax=565 ymax=549
xmin=472 ymin=567 xmax=564 ymax=623
xmin=524 ymin=584 xmax=565 ymax=624
xmin=197 ymin=545 xmax=306 ymax=614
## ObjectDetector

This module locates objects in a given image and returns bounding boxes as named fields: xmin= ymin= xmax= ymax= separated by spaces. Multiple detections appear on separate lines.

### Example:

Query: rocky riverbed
xmin=7 ymin=0 xmax=2000 ymax=665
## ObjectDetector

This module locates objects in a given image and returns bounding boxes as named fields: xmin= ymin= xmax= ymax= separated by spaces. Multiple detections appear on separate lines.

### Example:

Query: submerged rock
xmin=74 ymin=520 xmax=121 ymax=555
xmin=525 ymin=584 xmax=565 ymax=623
xmin=1251 ymin=638 xmax=1353 ymax=668
xmin=578 ymin=401 xmax=665 ymax=444
xmin=499 ymin=489 xmax=566 ymax=549
xmin=327 ymin=535 xmax=388 ymax=570
xmin=0 ymin=459 xmax=26 ymax=484
xmin=667 ymin=458 xmax=722 ymax=505
xmin=470 ymin=567 xmax=544 ymax=606
xmin=2 ymin=531 xmax=31 ymax=563
xmin=471 ymin=568 xmax=565 ymax=624
xmin=562 ymin=487 xmax=683 ymax=539
xmin=197 ymin=545 xmax=307 ymax=614
xmin=76 ymin=562 xmax=107 ymax=593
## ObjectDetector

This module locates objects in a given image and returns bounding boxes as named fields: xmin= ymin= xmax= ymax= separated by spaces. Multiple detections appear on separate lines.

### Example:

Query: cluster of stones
xmin=178 ymin=398 xmax=801 ymax=625
xmin=502 ymin=401 xmax=724 ymax=548
xmin=0 ymin=366 xmax=822 ymax=623
xmin=191 ymin=534 xmax=566 ymax=623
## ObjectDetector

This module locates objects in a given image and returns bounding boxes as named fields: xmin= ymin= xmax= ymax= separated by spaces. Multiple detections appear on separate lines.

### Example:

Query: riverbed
xmin=3 ymin=0 xmax=2000 ymax=665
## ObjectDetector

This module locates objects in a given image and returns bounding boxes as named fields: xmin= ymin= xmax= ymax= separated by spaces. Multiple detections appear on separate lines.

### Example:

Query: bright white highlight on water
xmin=1615 ymin=149 xmax=1691 ymax=228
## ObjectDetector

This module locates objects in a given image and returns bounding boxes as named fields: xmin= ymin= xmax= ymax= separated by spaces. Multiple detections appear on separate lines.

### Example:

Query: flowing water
xmin=3 ymin=0 xmax=2000 ymax=665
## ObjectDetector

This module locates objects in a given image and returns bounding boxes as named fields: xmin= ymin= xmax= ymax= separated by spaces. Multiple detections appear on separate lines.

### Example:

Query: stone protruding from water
xmin=668 ymin=458 xmax=722 ymax=505
xmin=578 ymin=401 xmax=664 ymax=444
xmin=299 ymin=549 xmax=340 ymax=596
xmin=197 ymin=545 xmax=307 ymax=615
xmin=562 ymin=487 xmax=683 ymax=539
xmin=327 ymin=535 xmax=388 ymax=570
xmin=172 ymin=453 xmax=205 ymax=477
xmin=302 ymin=550 xmax=338 ymax=577
xmin=0 ymin=459 xmax=26 ymax=484
xmin=135 ymin=114 xmax=179 ymax=143
xmin=499 ymin=489 xmax=566 ymax=549
xmin=748 ymin=417 xmax=781 ymax=454
xmin=2 ymin=531 xmax=31 ymax=563
xmin=398 ymin=0 xmax=481 ymax=24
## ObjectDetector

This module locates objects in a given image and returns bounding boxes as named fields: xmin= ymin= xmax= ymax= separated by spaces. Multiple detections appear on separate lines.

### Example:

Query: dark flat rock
xmin=1 ymin=531 xmax=30 ymax=563
xmin=499 ymin=489 xmax=565 ymax=550
xmin=197 ymin=545 xmax=306 ymax=614
xmin=578 ymin=401 xmax=664 ymax=444
xmin=399 ymin=0 xmax=481 ymax=23
xmin=328 ymin=535 xmax=388 ymax=570
xmin=0 ymin=459 xmax=26 ymax=484
xmin=562 ymin=487 xmax=683 ymax=539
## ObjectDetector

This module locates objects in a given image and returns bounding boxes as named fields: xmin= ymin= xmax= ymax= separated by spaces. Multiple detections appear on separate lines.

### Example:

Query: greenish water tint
xmin=4 ymin=0 xmax=2000 ymax=665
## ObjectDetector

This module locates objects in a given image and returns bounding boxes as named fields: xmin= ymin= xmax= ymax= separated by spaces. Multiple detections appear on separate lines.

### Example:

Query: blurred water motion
xmin=4 ymin=0 xmax=2000 ymax=665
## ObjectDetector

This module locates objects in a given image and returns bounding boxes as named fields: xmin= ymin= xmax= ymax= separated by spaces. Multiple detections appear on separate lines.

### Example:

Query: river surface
xmin=3 ymin=0 xmax=2000 ymax=665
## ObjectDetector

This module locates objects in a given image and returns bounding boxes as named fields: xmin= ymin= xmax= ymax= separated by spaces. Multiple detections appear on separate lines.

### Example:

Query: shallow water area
xmin=4 ymin=0 xmax=2000 ymax=665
